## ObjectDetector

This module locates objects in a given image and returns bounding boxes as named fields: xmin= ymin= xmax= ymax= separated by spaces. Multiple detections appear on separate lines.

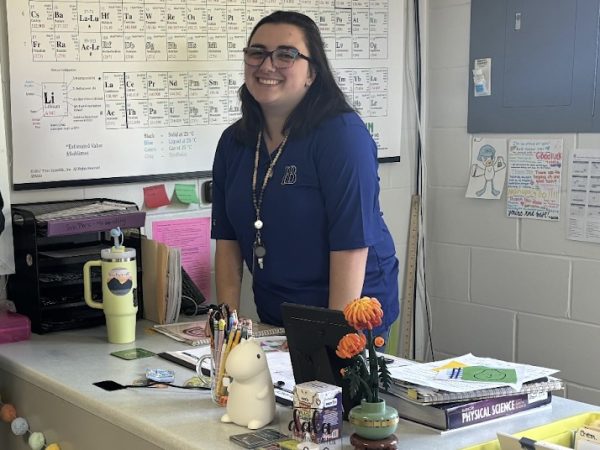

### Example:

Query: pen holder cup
xmin=196 ymin=354 xmax=229 ymax=406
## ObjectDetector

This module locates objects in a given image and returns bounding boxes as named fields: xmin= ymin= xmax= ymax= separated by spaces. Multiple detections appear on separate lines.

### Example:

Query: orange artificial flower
xmin=373 ymin=336 xmax=385 ymax=348
xmin=343 ymin=297 xmax=383 ymax=330
xmin=336 ymin=333 xmax=367 ymax=359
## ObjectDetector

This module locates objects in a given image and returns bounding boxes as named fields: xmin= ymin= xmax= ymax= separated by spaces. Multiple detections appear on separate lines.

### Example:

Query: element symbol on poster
xmin=466 ymin=138 xmax=507 ymax=200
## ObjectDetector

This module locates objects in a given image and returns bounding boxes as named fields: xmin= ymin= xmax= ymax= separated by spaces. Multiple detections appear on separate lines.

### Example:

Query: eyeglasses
xmin=243 ymin=47 xmax=311 ymax=69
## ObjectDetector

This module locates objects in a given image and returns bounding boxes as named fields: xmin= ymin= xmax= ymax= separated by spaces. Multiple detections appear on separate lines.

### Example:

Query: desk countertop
xmin=0 ymin=320 xmax=597 ymax=450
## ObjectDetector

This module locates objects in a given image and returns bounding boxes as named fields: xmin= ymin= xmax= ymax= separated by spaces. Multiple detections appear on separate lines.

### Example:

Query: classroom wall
xmin=0 ymin=5 xmax=412 ymax=333
xmin=425 ymin=0 xmax=600 ymax=404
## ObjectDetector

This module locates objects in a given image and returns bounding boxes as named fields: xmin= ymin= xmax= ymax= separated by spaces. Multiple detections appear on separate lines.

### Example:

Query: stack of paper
xmin=386 ymin=354 xmax=562 ymax=405
xmin=378 ymin=354 xmax=565 ymax=432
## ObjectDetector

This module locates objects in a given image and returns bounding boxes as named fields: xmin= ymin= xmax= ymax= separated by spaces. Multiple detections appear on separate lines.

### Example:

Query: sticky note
xmin=433 ymin=361 xmax=468 ymax=372
xmin=110 ymin=348 xmax=156 ymax=360
xmin=174 ymin=183 xmax=200 ymax=204
xmin=461 ymin=366 xmax=517 ymax=383
xmin=143 ymin=184 xmax=170 ymax=208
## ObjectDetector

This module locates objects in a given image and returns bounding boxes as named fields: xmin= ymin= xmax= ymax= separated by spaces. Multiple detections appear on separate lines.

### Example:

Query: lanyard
xmin=251 ymin=130 xmax=289 ymax=269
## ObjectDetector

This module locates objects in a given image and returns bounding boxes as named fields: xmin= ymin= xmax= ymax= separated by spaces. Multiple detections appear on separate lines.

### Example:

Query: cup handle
xmin=196 ymin=354 xmax=212 ymax=385
xmin=83 ymin=260 xmax=103 ymax=309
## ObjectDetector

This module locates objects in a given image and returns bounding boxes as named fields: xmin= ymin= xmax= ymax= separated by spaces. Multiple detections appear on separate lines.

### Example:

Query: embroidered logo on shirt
xmin=281 ymin=165 xmax=297 ymax=185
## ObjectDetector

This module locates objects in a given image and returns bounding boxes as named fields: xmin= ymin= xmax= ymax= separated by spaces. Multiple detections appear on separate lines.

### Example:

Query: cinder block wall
xmin=425 ymin=0 xmax=600 ymax=404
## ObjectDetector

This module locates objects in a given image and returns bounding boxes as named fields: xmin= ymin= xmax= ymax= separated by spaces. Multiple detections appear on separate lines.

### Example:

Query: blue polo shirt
xmin=211 ymin=112 xmax=399 ymax=333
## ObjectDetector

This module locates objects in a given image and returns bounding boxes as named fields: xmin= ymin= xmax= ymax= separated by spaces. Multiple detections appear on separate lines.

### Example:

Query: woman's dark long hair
xmin=236 ymin=11 xmax=353 ymax=144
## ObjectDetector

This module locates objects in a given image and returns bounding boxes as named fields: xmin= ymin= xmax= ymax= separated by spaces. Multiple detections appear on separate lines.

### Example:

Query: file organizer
xmin=7 ymin=199 xmax=145 ymax=333
xmin=464 ymin=412 xmax=600 ymax=450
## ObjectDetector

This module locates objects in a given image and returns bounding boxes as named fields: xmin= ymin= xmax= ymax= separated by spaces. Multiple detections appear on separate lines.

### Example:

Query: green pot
xmin=348 ymin=399 xmax=399 ymax=441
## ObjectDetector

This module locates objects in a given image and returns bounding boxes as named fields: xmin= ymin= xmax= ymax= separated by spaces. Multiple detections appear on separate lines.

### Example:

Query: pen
xmin=182 ymin=351 xmax=200 ymax=361
xmin=231 ymin=310 xmax=238 ymax=330
xmin=246 ymin=319 xmax=253 ymax=338
xmin=232 ymin=328 xmax=242 ymax=347
xmin=205 ymin=309 xmax=214 ymax=337
xmin=213 ymin=319 xmax=226 ymax=394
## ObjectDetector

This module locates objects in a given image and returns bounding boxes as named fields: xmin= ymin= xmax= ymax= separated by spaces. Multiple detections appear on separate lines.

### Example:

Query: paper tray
xmin=463 ymin=412 xmax=600 ymax=450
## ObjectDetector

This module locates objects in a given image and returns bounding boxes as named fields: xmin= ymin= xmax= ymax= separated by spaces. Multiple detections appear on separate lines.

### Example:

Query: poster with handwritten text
xmin=506 ymin=139 xmax=563 ymax=221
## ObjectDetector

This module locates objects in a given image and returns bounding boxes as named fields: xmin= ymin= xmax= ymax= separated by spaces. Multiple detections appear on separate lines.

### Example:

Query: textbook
xmin=386 ymin=377 xmax=564 ymax=405
xmin=385 ymin=390 xmax=553 ymax=431
xmin=153 ymin=320 xmax=285 ymax=346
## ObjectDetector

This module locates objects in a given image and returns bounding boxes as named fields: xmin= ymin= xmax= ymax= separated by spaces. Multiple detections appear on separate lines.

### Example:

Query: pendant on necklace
xmin=254 ymin=219 xmax=263 ymax=230
xmin=254 ymin=243 xmax=266 ymax=269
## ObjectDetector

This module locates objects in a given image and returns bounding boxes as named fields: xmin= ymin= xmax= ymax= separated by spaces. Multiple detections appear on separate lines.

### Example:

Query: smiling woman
xmin=211 ymin=11 xmax=400 ymax=338
xmin=242 ymin=22 xmax=314 ymax=141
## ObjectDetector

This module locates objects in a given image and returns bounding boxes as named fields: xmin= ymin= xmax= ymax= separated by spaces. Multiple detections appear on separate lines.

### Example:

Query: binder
xmin=141 ymin=237 xmax=181 ymax=325
xmin=386 ymin=377 xmax=564 ymax=405
xmin=141 ymin=238 xmax=160 ymax=323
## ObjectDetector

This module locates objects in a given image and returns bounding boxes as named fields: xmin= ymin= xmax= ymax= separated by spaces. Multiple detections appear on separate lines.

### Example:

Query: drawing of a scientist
xmin=471 ymin=144 xmax=506 ymax=197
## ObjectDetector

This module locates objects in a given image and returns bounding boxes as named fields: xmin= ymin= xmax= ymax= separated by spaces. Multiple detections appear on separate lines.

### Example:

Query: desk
xmin=0 ymin=321 xmax=597 ymax=450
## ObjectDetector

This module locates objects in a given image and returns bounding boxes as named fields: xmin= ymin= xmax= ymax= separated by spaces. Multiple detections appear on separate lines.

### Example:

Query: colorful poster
xmin=506 ymin=139 xmax=563 ymax=221
xmin=151 ymin=217 xmax=211 ymax=301
xmin=567 ymin=148 xmax=600 ymax=243
xmin=466 ymin=137 xmax=507 ymax=200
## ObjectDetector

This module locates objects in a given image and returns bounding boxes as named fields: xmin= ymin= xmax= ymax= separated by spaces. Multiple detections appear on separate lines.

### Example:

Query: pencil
xmin=231 ymin=328 xmax=242 ymax=348
xmin=213 ymin=319 xmax=226 ymax=396
xmin=216 ymin=327 xmax=237 ymax=396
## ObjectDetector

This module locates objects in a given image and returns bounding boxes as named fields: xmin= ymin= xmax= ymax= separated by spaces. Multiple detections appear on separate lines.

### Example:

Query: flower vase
xmin=348 ymin=399 xmax=399 ymax=441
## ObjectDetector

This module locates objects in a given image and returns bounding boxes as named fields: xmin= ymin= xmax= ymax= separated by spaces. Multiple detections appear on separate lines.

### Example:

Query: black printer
xmin=8 ymin=199 xmax=145 ymax=333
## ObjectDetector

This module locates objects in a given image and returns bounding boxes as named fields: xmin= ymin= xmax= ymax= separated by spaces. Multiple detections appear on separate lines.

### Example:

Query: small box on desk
xmin=0 ymin=312 xmax=31 ymax=344
xmin=292 ymin=380 xmax=342 ymax=444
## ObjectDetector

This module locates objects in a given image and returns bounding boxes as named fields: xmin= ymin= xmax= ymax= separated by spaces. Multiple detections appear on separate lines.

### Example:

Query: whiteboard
xmin=0 ymin=81 xmax=15 ymax=275
xmin=7 ymin=0 xmax=401 ymax=189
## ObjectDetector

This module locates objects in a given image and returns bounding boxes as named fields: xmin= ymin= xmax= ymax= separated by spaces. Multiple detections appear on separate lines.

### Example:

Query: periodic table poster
xmin=6 ymin=0 xmax=401 ymax=188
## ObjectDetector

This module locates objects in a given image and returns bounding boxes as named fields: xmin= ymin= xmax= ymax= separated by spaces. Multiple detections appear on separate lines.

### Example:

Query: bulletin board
xmin=6 ymin=0 xmax=401 ymax=190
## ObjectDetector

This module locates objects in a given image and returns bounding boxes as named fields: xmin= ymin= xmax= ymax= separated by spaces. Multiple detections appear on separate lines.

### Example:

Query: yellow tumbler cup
xmin=83 ymin=229 xmax=138 ymax=344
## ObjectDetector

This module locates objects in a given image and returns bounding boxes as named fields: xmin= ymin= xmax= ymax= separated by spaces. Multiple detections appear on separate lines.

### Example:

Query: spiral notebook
xmin=153 ymin=319 xmax=285 ymax=346
xmin=386 ymin=377 xmax=564 ymax=405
